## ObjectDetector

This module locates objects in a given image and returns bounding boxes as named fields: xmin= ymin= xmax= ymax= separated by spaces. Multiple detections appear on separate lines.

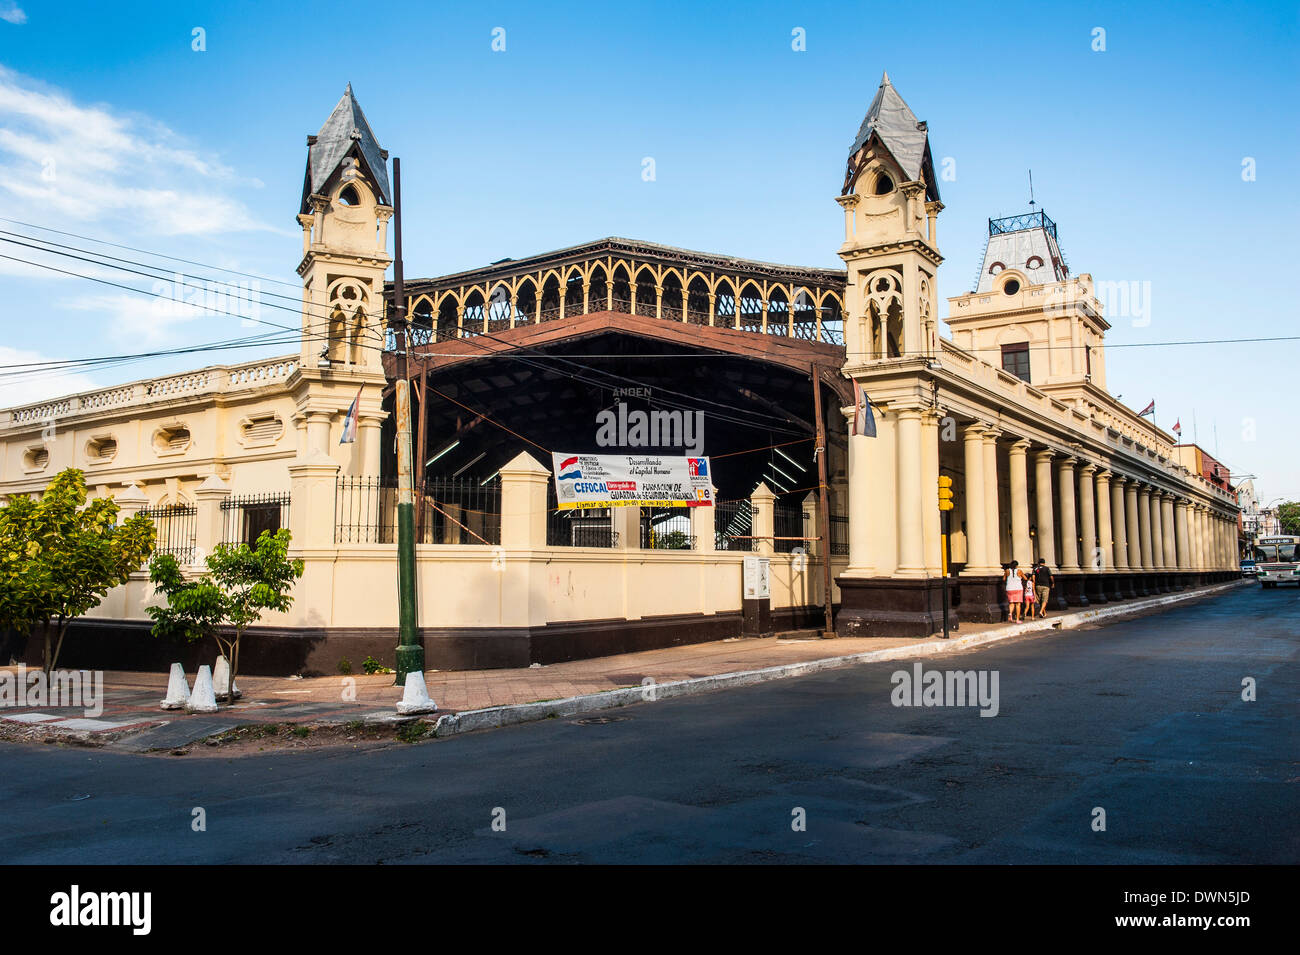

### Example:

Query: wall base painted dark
xmin=13 ymin=603 xmax=839 ymax=677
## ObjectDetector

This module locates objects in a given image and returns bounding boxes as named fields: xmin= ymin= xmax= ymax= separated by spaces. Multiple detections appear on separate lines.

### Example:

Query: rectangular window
xmin=1001 ymin=342 xmax=1030 ymax=382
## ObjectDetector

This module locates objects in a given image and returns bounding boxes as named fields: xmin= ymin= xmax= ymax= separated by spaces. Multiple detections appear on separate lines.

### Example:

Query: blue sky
xmin=0 ymin=0 xmax=1297 ymax=496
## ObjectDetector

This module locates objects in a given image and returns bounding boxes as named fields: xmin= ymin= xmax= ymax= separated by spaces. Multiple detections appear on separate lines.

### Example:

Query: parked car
xmin=1240 ymin=559 xmax=1257 ymax=578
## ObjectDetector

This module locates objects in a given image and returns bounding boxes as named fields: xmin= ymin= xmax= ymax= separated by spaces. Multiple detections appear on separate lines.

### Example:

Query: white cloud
xmin=0 ymin=65 xmax=278 ymax=237
xmin=0 ymin=345 xmax=97 ymax=410
xmin=0 ymin=4 xmax=26 ymax=26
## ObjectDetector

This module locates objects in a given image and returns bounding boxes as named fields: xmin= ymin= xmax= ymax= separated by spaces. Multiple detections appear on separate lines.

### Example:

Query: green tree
xmin=0 ymin=468 xmax=156 ymax=674
xmin=1277 ymin=501 xmax=1300 ymax=536
xmin=146 ymin=528 xmax=304 ymax=703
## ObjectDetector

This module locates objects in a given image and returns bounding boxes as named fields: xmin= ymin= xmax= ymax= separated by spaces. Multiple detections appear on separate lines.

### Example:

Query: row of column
xmin=961 ymin=423 xmax=1237 ymax=576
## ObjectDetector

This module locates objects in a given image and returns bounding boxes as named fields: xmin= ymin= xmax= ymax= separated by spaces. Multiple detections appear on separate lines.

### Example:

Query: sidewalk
xmin=0 ymin=579 xmax=1246 ymax=752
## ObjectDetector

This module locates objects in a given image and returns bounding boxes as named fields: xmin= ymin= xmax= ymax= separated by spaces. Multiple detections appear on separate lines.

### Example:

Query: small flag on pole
xmin=1138 ymin=399 xmax=1155 ymax=418
xmin=340 ymin=387 xmax=363 ymax=444
xmin=1172 ymin=418 xmax=1182 ymax=437
xmin=852 ymin=380 xmax=877 ymax=438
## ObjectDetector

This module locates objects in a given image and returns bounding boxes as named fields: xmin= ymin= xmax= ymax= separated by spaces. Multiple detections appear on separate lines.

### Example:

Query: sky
xmin=0 ymin=0 xmax=1296 ymax=497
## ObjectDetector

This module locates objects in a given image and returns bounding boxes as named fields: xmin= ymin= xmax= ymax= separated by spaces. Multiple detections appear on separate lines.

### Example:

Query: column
xmin=194 ymin=474 xmax=231 ymax=565
xmin=1160 ymin=494 xmax=1177 ymax=571
xmin=1138 ymin=485 xmax=1155 ymax=571
xmin=983 ymin=429 xmax=1002 ymax=569
xmin=1095 ymin=470 xmax=1114 ymax=571
xmin=1079 ymin=463 xmax=1098 ymax=571
xmin=1057 ymin=457 xmax=1079 ymax=571
xmin=692 ymin=488 xmax=719 ymax=552
xmin=752 ymin=482 xmax=776 ymax=557
xmin=1149 ymin=489 xmax=1165 ymax=573
xmin=305 ymin=410 xmax=332 ymax=457
xmin=1195 ymin=506 xmax=1207 ymax=570
xmin=1034 ymin=450 xmax=1057 ymax=567
xmin=499 ymin=451 xmax=548 ymax=550
xmin=846 ymin=424 xmax=874 ymax=575
xmin=1008 ymin=439 xmax=1032 ymax=567
xmin=1110 ymin=476 xmax=1129 ymax=571
xmin=359 ymin=415 xmax=384 ymax=477
xmin=963 ymin=424 xmax=991 ymax=574
xmin=1175 ymin=498 xmax=1191 ymax=570
xmin=1125 ymin=480 xmax=1142 ymax=571
xmin=896 ymin=409 xmax=924 ymax=575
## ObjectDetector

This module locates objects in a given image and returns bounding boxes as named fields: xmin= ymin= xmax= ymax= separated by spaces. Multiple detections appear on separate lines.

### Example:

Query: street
xmin=0 ymin=584 xmax=1295 ymax=864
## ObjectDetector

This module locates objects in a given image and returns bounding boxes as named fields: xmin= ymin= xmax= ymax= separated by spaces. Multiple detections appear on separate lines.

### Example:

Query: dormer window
xmin=1026 ymin=255 xmax=1043 ymax=270
xmin=337 ymin=185 xmax=360 ymax=206
xmin=874 ymin=173 xmax=894 ymax=195
xmin=989 ymin=262 xmax=1005 ymax=275
xmin=1003 ymin=279 xmax=1021 ymax=295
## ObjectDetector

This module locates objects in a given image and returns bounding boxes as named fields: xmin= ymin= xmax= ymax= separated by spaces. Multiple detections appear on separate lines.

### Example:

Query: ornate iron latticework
xmin=386 ymin=237 xmax=848 ymax=350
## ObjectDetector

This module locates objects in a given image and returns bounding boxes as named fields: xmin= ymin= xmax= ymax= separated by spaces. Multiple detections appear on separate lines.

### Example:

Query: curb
xmin=430 ymin=579 xmax=1247 ymax=738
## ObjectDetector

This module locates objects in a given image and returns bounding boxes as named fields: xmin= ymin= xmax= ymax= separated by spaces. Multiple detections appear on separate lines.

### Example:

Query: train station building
xmin=0 ymin=78 xmax=1242 ymax=674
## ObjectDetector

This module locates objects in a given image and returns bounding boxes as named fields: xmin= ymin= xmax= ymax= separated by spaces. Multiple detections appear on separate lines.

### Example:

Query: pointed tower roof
xmin=301 ymin=84 xmax=390 ymax=213
xmin=848 ymin=72 xmax=939 ymax=200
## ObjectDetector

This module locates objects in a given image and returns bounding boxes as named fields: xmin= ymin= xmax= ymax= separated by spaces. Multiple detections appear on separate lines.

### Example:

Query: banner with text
xmin=552 ymin=453 xmax=714 ymax=509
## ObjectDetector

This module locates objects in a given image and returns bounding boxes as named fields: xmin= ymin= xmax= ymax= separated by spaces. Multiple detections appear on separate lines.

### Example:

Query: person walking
xmin=1022 ymin=567 xmax=1035 ymax=613
xmin=1004 ymin=560 xmax=1024 ymax=622
xmin=1034 ymin=559 xmax=1054 ymax=619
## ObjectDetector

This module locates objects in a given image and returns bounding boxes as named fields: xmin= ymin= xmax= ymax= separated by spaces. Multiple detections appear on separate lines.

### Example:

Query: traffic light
xmin=938 ymin=474 xmax=955 ymax=511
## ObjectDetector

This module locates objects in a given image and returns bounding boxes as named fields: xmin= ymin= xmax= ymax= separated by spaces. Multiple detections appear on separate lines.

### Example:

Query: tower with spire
xmin=291 ymin=85 xmax=393 ymax=473
xmin=836 ymin=72 xmax=944 ymax=367
xmin=296 ymin=83 xmax=393 ymax=374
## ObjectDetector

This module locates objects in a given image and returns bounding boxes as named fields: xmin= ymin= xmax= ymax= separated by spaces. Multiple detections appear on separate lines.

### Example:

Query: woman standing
xmin=1004 ymin=560 xmax=1024 ymax=622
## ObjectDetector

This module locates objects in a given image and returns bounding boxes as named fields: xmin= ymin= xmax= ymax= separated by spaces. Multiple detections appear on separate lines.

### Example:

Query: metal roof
xmin=849 ymin=72 xmax=939 ymax=201
xmin=301 ymin=84 xmax=390 ymax=212
xmin=975 ymin=209 xmax=1069 ymax=292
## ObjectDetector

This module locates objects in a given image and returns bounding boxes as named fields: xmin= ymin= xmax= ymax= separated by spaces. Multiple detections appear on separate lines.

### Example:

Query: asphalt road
xmin=1 ymin=584 xmax=1296 ymax=864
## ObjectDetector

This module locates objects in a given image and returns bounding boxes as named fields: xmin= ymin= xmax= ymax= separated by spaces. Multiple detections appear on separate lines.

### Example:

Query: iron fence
xmin=773 ymin=502 xmax=808 ymax=554
xmin=221 ymin=493 xmax=290 ymax=546
xmin=714 ymin=499 xmax=754 ymax=551
xmin=547 ymin=508 xmax=619 ymax=548
xmin=641 ymin=507 xmax=694 ymax=550
xmin=829 ymin=514 xmax=849 ymax=555
xmin=335 ymin=476 xmax=501 ymax=545
xmin=139 ymin=504 xmax=197 ymax=563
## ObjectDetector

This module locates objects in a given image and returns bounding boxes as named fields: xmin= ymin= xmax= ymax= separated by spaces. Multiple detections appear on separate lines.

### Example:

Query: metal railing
xmin=829 ymin=514 xmax=849 ymax=555
xmin=641 ymin=508 xmax=694 ymax=550
xmin=773 ymin=502 xmax=807 ymax=554
xmin=335 ymin=476 xmax=501 ymax=545
xmin=221 ymin=493 xmax=290 ymax=546
xmin=547 ymin=508 xmax=619 ymax=548
xmin=139 ymin=504 xmax=197 ymax=563
xmin=714 ymin=499 xmax=754 ymax=551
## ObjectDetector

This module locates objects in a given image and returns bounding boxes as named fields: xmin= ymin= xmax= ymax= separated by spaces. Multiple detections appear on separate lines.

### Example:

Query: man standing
xmin=1034 ymin=559 xmax=1054 ymax=619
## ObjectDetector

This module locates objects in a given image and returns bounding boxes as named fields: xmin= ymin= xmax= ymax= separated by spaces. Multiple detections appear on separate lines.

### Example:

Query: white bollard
xmin=212 ymin=655 xmax=241 ymax=701
xmin=395 ymin=671 xmax=438 ymax=715
xmin=160 ymin=663 xmax=190 ymax=710
xmin=187 ymin=665 xmax=219 ymax=714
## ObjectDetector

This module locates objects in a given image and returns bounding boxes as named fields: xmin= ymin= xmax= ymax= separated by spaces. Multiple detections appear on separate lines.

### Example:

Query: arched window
xmin=338 ymin=185 xmax=360 ymax=206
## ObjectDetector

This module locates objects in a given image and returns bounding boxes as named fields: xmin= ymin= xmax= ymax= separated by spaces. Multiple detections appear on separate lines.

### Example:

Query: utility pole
xmin=391 ymin=157 xmax=422 ymax=684
xmin=811 ymin=364 xmax=834 ymax=636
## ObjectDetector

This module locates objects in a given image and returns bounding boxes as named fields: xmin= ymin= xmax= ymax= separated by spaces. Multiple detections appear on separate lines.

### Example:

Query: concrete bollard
xmin=187 ymin=665 xmax=219 ymax=714
xmin=160 ymin=663 xmax=190 ymax=710
xmin=395 ymin=671 xmax=438 ymax=715
xmin=212 ymin=655 xmax=241 ymax=701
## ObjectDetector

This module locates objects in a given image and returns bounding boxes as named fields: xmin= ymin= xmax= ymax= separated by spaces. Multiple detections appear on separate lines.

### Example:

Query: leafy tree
xmin=147 ymin=528 xmax=304 ymax=703
xmin=0 ymin=468 xmax=156 ymax=674
xmin=1277 ymin=501 xmax=1300 ymax=536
